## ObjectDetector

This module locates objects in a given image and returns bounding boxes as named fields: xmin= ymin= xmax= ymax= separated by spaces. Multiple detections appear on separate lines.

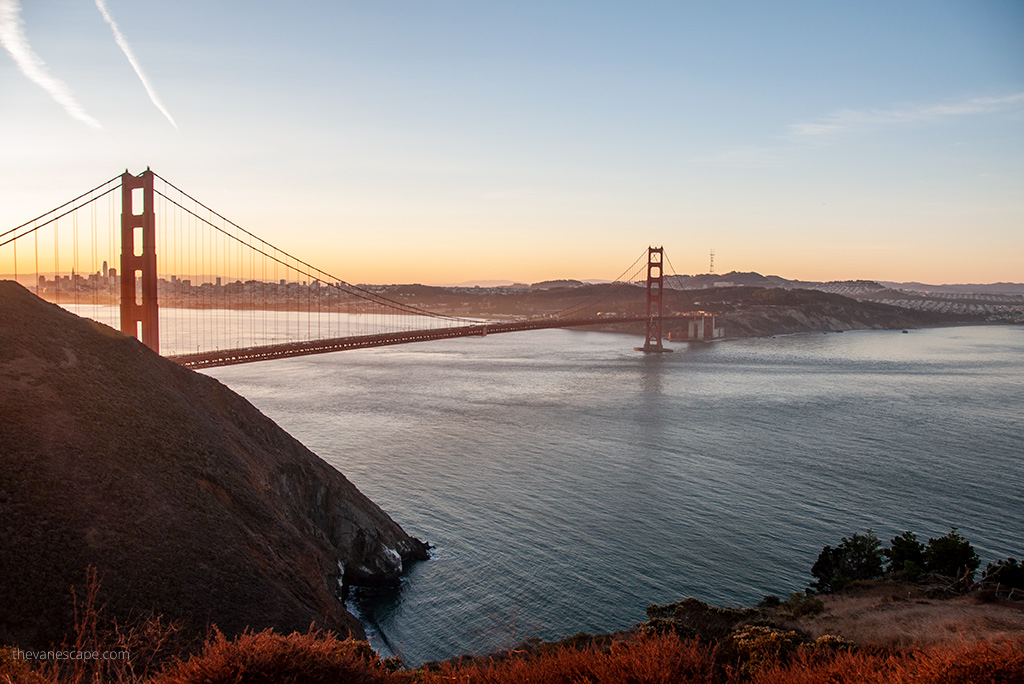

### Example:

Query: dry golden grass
xmin=779 ymin=583 xmax=1024 ymax=650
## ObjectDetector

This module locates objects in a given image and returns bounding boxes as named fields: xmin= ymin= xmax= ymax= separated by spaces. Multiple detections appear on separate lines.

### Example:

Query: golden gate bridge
xmin=1 ymin=169 xmax=717 ymax=367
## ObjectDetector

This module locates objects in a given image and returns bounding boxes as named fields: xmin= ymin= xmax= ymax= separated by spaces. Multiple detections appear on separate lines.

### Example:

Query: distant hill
xmin=446 ymin=279 xmax=516 ymax=288
xmin=666 ymin=272 xmax=791 ymax=289
xmin=377 ymin=280 xmax=989 ymax=334
xmin=666 ymin=272 xmax=1024 ymax=296
xmin=0 ymin=281 xmax=428 ymax=650
xmin=879 ymin=281 xmax=1024 ymax=295
xmin=531 ymin=279 xmax=585 ymax=290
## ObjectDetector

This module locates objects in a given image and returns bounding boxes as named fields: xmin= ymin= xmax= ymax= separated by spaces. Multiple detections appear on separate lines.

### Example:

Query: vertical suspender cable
xmin=200 ymin=203 xmax=206 ymax=352
xmin=210 ymin=207 xmax=214 ymax=352
xmin=34 ymin=222 xmax=39 ymax=296
xmin=249 ymin=234 xmax=254 ymax=346
xmin=262 ymin=238 xmax=267 ymax=347
xmin=91 ymin=195 xmax=97 ymax=309
xmin=73 ymin=207 xmax=78 ymax=310
xmin=190 ymin=196 xmax=194 ymax=352
xmin=54 ymin=218 xmax=59 ymax=306
xmin=204 ymin=204 xmax=209 ymax=352
xmin=273 ymin=248 xmax=278 ymax=343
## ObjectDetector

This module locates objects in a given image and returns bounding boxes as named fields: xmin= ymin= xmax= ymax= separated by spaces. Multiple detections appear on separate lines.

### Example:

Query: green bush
xmin=810 ymin=530 xmax=885 ymax=593
xmin=886 ymin=530 xmax=926 ymax=577
xmin=643 ymin=598 xmax=754 ymax=640
xmin=781 ymin=592 xmax=825 ymax=618
xmin=925 ymin=528 xmax=980 ymax=581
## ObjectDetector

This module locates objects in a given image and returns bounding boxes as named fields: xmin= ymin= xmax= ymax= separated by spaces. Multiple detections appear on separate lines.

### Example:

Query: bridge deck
xmin=168 ymin=314 xmax=700 ymax=369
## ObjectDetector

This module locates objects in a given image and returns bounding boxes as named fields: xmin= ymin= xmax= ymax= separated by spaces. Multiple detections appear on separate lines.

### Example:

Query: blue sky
xmin=2 ymin=1 xmax=1022 ymax=284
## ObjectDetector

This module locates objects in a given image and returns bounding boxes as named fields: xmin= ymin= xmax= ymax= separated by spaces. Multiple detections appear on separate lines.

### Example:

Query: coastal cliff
xmin=0 ymin=281 xmax=428 ymax=649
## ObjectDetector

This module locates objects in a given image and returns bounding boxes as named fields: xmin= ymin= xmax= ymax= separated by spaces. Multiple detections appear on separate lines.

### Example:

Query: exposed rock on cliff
xmin=0 ymin=281 xmax=428 ymax=649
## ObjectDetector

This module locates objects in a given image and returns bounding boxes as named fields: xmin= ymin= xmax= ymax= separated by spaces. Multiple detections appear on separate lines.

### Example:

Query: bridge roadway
xmin=168 ymin=314 xmax=697 ymax=369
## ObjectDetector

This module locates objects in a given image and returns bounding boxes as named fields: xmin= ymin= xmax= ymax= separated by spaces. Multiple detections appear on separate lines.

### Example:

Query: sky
xmin=2 ymin=1 xmax=1022 ymax=285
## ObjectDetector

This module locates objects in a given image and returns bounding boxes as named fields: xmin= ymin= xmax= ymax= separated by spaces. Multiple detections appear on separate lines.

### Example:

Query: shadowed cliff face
xmin=0 ymin=281 xmax=428 ymax=649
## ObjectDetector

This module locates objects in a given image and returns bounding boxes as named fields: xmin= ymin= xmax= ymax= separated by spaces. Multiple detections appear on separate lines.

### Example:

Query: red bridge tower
xmin=641 ymin=246 xmax=666 ymax=352
xmin=120 ymin=169 xmax=159 ymax=353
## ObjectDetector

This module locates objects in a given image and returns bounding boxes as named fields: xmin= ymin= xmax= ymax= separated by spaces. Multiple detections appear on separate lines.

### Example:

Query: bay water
xmin=205 ymin=325 xmax=1024 ymax=665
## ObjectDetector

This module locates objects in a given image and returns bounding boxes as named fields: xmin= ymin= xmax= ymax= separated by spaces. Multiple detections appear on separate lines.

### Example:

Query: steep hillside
xmin=0 ymin=281 xmax=428 ymax=650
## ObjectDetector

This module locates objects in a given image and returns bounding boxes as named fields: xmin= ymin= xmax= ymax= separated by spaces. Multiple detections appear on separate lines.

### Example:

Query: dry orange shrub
xmin=421 ymin=632 xmax=721 ymax=684
xmin=418 ymin=635 xmax=1024 ymax=684
xmin=750 ymin=639 xmax=1024 ymax=684
xmin=152 ymin=629 xmax=403 ymax=684
xmin=4 ymin=620 xmax=1022 ymax=683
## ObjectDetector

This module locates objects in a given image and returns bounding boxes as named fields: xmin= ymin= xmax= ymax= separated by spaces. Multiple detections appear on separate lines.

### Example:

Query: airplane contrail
xmin=0 ymin=0 xmax=102 ymax=129
xmin=94 ymin=0 xmax=177 ymax=129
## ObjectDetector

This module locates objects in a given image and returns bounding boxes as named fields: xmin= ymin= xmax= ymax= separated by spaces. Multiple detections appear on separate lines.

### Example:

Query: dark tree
xmin=982 ymin=558 xmax=1024 ymax=591
xmin=924 ymin=528 xmax=980 ymax=580
xmin=886 ymin=531 xmax=926 ymax=577
xmin=810 ymin=530 xmax=885 ymax=593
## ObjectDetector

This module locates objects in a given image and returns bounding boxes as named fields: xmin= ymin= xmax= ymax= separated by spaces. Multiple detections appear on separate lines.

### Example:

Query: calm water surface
xmin=207 ymin=326 xmax=1024 ymax=665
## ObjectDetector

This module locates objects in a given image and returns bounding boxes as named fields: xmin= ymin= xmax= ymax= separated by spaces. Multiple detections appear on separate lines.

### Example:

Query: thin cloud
xmin=698 ymin=92 xmax=1024 ymax=169
xmin=789 ymin=93 xmax=1024 ymax=141
xmin=0 ymin=0 xmax=102 ymax=128
xmin=94 ymin=0 xmax=177 ymax=129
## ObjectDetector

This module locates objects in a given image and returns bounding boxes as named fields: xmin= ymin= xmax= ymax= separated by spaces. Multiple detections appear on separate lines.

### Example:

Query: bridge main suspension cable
xmin=152 ymin=172 xmax=476 ymax=324
xmin=3 ymin=169 xmax=689 ymax=361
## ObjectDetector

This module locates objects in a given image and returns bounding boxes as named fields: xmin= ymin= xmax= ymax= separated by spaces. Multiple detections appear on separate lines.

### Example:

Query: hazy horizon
xmin=4 ymin=270 xmax=1023 ymax=292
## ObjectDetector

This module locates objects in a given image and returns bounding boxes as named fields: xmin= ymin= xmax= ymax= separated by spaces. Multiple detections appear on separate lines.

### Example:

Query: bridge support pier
xmin=120 ymin=169 xmax=159 ymax=353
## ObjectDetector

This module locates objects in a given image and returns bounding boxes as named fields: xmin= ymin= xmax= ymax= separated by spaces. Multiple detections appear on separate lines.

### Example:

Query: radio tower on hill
xmin=709 ymin=249 xmax=715 ymax=275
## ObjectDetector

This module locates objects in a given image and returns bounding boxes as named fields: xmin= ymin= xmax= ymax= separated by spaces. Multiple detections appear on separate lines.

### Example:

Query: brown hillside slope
xmin=0 ymin=281 xmax=428 ymax=649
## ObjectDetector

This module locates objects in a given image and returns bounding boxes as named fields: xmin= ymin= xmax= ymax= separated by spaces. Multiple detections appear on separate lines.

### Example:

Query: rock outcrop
xmin=0 ymin=281 xmax=428 ymax=649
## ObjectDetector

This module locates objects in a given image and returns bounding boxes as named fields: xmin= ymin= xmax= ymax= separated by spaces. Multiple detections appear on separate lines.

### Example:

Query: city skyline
xmin=2 ymin=1 xmax=1022 ymax=285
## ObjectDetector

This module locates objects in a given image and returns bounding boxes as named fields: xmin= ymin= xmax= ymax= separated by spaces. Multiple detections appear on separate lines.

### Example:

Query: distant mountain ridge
xmin=416 ymin=273 xmax=1024 ymax=295
xmin=667 ymin=271 xmax=1024 ymax=296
